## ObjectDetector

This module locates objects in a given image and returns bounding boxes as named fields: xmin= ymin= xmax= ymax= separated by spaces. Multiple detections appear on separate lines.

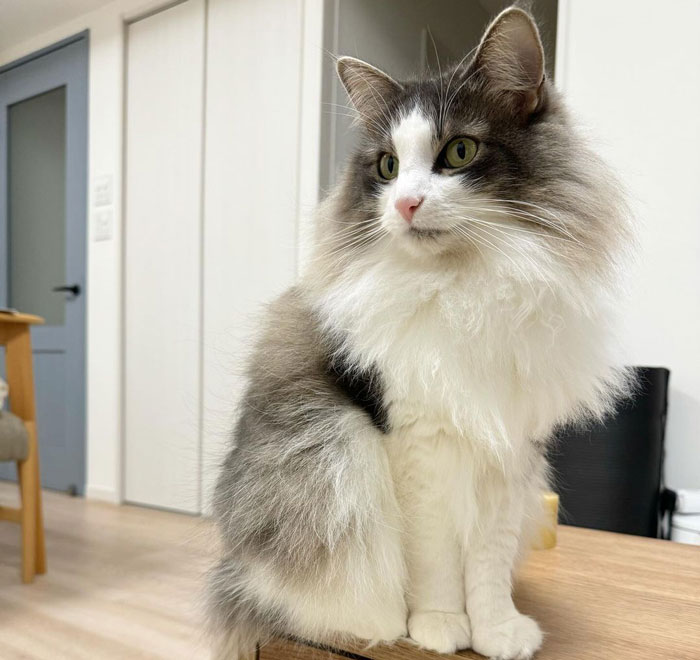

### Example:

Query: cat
xmin=208 ymin=6 xmax=631 ymax=659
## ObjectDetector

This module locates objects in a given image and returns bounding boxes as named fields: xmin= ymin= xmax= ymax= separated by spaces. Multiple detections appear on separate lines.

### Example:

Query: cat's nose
xmin=395 ymin=196 xmax=423 ymax=223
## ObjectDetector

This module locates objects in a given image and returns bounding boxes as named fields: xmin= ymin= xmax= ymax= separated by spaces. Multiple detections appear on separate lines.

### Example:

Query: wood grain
xmin=0 ymin=483 xmax=213 ymax=659
xmin=259 ymin=639 xmax=352 ymax=660
xmin=1 ymin=484 xmax=698 ymax=659
xmin=264 ymin=527 xmax=700 ymax=660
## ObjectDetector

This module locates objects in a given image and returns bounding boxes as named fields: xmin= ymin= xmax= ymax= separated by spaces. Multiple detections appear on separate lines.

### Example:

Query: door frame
xmin=0 ymin=33 xmax=89 ymax=493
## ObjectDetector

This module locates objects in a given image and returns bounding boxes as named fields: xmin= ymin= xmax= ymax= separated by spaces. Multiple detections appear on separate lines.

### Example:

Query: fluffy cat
xmin=208 ymin=6 xmax=631 ymax=659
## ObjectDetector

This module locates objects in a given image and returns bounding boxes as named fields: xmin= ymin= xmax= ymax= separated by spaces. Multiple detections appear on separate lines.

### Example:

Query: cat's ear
xmin=471 ymin=7 xmax=546 ymax=116
xmin=337 ymin=56 xmax=402 ymax=121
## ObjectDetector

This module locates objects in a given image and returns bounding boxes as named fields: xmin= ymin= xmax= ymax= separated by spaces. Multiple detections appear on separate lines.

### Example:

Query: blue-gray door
xmin=0 ymin=36 xmax=88 ymax=494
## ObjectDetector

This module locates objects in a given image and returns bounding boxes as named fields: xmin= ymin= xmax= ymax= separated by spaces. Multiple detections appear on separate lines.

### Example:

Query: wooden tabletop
xmin=261 ymin=526 xmax=700 ymax=660
xmin=0 ymin=311 xmax=44 ymax=325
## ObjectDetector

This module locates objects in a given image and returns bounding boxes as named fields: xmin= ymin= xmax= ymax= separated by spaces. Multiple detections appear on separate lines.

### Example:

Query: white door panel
xmin=124 ymin=0 xmax=204 ymax=513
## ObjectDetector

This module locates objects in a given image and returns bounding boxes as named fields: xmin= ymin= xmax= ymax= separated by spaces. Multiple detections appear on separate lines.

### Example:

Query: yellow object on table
xmin=537 ymin=491 xmax=559 ymax=549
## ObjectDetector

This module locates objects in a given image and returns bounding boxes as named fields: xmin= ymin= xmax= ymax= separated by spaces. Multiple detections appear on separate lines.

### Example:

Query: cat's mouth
xmin=408 ymin=226 xmax=445 ymax=239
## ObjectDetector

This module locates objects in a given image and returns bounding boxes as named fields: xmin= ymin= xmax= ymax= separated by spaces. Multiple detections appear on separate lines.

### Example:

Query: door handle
xmin=52 ymin=284 xmax=81 ymax=296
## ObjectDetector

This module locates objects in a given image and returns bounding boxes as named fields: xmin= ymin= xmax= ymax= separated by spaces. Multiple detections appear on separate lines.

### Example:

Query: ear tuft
xmin=336 ymin=56 xmax=402 ymax=122
xmin=472 ymin=7 xmax=546 ymax=115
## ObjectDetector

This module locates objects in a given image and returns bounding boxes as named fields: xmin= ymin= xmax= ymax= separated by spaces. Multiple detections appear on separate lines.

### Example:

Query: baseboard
xmin=85 ymin=484 xmax=120 ymax=503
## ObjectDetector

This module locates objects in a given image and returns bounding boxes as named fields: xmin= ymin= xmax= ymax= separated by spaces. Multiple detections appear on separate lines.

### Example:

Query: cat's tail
xmin=206 ymin=557 xmax=276 ymax=660
xmin=211 ymin=625 xmax=259 ymax=660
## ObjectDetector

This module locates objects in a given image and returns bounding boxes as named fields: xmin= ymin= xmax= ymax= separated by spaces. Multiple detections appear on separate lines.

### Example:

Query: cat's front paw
xmin=407 ymin=611 xmax=471 ymax=654
xmin=471 ymin=613 xmax=542 ymax=660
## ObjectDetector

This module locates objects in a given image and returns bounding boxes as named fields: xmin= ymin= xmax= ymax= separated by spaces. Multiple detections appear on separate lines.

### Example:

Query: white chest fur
xmin=316 ymin=248 xmax=624 ymax=456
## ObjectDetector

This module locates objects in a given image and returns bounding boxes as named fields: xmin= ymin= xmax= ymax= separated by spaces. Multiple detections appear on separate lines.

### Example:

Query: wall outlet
xmin=94 ymin=174 xmax=114 ymax=207
xmin=94 ymin=208 xmax=114 ymax=241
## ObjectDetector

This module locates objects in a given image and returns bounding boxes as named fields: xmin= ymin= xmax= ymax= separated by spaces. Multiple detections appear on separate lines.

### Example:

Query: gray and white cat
xmin=209 ymin=7 xmax=631 ymax=659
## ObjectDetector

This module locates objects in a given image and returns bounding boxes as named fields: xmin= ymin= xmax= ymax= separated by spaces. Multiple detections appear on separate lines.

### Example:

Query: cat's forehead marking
xmin=392 ymin=108 xmax=434 ymax=167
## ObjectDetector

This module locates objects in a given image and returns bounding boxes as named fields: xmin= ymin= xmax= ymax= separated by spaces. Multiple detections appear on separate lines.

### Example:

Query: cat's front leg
xmin=388 ymin=436 xmax=471 ymax=654
xmin=404 ymin=506 xmax=472 ymax=654
xmin=465 ymin=486 xmax=542 ymax=660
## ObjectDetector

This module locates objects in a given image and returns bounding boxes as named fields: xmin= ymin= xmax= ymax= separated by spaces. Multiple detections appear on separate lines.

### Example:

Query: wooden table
xmin=260 ymin=526 xmax=700 ymax=660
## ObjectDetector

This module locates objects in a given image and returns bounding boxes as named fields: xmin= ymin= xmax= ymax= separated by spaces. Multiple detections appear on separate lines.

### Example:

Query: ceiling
xmin=0 ymin=0 xmax=115 ymax=56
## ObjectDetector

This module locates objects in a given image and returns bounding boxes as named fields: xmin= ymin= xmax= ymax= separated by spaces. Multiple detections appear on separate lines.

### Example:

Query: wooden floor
xmin=0 ymin=482 xmax=214 ymax=659
xmin=2 ymin=483 xmax=699 ymax=660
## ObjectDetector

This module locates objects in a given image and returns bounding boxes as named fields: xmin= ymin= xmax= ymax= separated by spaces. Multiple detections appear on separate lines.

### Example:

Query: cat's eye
xmin=378 ymin=153 xmax=399 ymax=180
xmin=443 ymin=137 xmax=478 ymax=169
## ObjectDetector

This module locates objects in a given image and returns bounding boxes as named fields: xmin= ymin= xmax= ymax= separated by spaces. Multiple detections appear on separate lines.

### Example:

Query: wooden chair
xmin=0 ymin=312 xmax=46 ymax=583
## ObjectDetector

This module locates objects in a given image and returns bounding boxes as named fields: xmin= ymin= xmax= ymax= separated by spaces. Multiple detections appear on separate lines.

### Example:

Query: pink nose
xmin=395 ymin=196 xmax=423 ymax=223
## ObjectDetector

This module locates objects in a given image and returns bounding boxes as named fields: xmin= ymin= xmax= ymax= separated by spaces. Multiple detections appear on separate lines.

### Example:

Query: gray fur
xmin=209 ymin=288 xmax=388 ymax=641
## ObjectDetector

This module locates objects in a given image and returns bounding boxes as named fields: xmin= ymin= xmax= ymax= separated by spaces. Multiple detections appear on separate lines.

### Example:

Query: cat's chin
xmin=408 ymin=226 xmax=446 ymax=239
xmin=393 ymin=226 xmax=453 ymax=258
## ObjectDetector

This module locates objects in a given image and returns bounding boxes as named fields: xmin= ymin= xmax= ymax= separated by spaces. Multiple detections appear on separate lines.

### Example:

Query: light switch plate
xmin=94 ymin=208 xmax=114 ymax=241
xmin=94 ymin=174 xmax=114 ymax=207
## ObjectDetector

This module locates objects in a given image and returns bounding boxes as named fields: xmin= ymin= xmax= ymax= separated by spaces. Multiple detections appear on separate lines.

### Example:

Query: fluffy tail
xmin=211 ymin=625 xmax=259 ymax=660
xmin=206 ymin=557 xmax=276 ymax=660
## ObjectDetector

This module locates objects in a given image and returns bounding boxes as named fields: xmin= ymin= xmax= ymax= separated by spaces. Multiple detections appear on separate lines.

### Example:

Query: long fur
xmin=208 ymin=6 xmax=632 ymax=659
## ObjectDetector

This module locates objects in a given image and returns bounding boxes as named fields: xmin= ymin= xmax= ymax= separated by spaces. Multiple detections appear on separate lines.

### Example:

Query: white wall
xmin=557 ymin=0 xmax=700 ymax=489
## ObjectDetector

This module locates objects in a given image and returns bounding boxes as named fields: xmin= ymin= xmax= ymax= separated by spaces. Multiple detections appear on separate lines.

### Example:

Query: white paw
xmin=471 ymin=613 xmax=542 ymax=660
xmin=408 ymin=611 xmax=471 ymax=654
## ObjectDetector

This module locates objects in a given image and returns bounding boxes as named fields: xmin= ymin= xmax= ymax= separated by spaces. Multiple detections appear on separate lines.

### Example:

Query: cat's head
xmin=320 ymin=6 xmax=628 ymax=283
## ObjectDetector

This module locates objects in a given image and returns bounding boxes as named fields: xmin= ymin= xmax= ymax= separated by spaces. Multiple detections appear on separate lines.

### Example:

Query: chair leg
xmin=24 ymin=420 xmax=45 ymax=575
xmin=4 ymin=325 xmax=44 ymax=582
xmin=17 ymin=457 xmax=37 ymax=584
xmin=35 ymin=458 xmax=47 ymax=575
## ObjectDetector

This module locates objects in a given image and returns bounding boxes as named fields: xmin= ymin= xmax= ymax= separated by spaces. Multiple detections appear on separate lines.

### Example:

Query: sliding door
xmin=124 ymin=0 xmax=204 ymax=513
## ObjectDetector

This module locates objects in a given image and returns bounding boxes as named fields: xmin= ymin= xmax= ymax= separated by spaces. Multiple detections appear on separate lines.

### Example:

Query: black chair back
xmin=548 ymin=367 xmax=670 ymax=538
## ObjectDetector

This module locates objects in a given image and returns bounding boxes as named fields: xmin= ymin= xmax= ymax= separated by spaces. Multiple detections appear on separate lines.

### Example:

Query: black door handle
xmin=52 ymin=284 xmax=81 ymax=296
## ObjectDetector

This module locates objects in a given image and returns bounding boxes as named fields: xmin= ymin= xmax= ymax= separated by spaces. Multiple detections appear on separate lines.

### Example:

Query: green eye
xmin=443 ymin=137 xmax=478 ymax=168
xmin=378 ymin=153 xmax=399 ymax=180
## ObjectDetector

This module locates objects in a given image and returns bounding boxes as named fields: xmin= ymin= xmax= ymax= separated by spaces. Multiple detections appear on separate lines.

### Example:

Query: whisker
xmin=451 ymin=224 xmax=538 ymax=296
xmin=441 ymin=42 xmax=481 ymax=128
xmin=443 ymin=62 xmax=486 ymax=122
xmin=448 ymin=225 xmax=486 ymax=261
xmin=470 ymin=198 xmax=576 ymax=234
xmin=320 ymin=224 xmax=389 ymax=266
xmin=313 ymin=220 xmax=385 ymax=247
xmin=457 ymin=209 xmax=582 ymax=248
xmin=462 ymin=220 xmax=557 ymax=298
xmin=323 ymin=108 xmax=388 ymax=137
xmin=426 ymin=26 xmax=445 ymax=135
xmin=465 ymin=200 xmax=583 ymax=245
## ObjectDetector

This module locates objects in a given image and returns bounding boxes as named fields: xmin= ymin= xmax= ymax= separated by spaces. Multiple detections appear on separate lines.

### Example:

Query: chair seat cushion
xmin=0 ymin=411 xmax=29 ymax=461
